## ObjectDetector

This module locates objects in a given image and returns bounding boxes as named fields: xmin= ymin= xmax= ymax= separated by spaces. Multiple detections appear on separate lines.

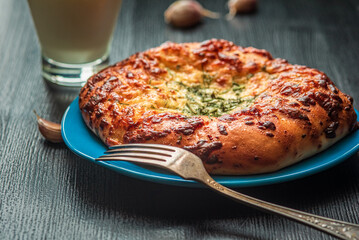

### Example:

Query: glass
xmin=27 ymin=0 xmax=122 ymax=88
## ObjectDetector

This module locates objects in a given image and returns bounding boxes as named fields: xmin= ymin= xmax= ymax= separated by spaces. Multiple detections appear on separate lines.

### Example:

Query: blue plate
xmin=61 ymin=97 xmax=359 ymax=188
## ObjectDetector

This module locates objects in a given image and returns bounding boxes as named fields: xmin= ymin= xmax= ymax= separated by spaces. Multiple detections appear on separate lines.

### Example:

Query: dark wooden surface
xmin=1 ymin=0 xmax=358 ymax=239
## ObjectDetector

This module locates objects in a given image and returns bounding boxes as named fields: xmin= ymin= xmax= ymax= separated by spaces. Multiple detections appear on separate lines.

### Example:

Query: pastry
xmin=79 ymin=39 xmax=357 ymax=174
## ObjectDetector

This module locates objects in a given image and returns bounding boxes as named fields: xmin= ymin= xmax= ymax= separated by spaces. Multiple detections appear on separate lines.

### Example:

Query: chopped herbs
xmin=202 ymin=73 xmax=213 ymax=87
xmin=150 ymin=70 xmax=256 ymax=117
xmin=179 ymin=80 xmax=254 ymax=117
xmin=247 ymin=73 xmax=254 ymax=79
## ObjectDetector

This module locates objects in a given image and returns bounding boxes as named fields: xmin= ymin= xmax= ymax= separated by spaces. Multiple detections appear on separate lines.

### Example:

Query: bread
xmin=79 ymin=39 xmax=357 ymax=175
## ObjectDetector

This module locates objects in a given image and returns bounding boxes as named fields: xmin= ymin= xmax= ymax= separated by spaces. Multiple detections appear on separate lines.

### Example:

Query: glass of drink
xmin=27 ymin=0 xmax=122 ymax=88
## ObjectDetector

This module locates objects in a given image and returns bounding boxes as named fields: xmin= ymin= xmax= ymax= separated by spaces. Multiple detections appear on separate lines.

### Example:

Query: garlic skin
xmin=34 ymin=111 xmax=63 ymax=143
xmin=164 ymin=0 xmax=219 ymax=28
xmin=227 ymin=0 xmax=257 ymax=20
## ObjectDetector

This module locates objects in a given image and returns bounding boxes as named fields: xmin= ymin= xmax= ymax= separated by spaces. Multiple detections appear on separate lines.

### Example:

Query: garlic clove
xmin=226 ymin=0 xmax=257 ymax=20
xmin=200 ymin=8 xmax=220 ymax=19
xmin=34 ymin=111 xmax=63 ymax=143
xmin=165 ymin=0 xmax=219 ymax=28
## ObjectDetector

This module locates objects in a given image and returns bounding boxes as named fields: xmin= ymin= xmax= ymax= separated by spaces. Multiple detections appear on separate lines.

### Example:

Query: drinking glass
xmin=27 ymin=0 xmax=122 ymax=88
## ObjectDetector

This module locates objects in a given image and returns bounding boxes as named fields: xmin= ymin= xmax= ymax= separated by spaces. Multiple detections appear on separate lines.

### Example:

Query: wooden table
xmin=1 ymin=0 xmax=358 ymax=239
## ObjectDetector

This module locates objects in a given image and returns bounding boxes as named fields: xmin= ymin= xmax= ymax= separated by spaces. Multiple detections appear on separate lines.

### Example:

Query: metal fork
xmin=96 ymin=143 xmax=359 ymax=240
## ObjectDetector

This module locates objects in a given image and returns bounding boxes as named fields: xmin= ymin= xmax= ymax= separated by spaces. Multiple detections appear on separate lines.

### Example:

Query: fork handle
xmin=200 ymin=177 xmax=359 ymax=240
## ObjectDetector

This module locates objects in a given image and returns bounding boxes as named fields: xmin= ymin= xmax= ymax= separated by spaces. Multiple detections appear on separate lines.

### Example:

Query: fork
xmin=96 ymin=143 xmax=359 ymax=240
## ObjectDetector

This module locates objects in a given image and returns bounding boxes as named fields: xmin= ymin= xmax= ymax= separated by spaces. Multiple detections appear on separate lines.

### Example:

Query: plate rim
xmin=61 ymin=97 xmax=359 ymax=188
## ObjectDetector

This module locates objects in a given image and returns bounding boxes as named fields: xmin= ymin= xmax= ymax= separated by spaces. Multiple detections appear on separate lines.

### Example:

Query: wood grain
xmin=0 ymin=0 xmax=358 ymax=239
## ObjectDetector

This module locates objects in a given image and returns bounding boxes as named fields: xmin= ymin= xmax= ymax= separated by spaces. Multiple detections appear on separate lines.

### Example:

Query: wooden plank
xmin=0 ymin=0 xmax=358 ymax=239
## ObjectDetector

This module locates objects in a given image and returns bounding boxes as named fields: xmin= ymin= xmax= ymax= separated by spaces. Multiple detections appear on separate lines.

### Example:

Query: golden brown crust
xmin=79 ymin=39 xmax=357 ymax=175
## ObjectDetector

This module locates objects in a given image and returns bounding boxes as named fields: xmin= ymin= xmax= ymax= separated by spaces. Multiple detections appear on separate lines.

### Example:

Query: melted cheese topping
xmin=119 ymin=65 xmax=269 ymax=117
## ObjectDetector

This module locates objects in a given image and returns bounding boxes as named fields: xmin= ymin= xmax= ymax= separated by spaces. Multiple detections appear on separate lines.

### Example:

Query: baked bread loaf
xmin=79 ymin=39 xmax=357 ymax=175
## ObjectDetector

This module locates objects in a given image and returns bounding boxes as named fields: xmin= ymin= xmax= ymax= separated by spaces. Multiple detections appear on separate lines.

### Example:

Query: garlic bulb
xmin=165 ymin=0 xmax=219 ymax=28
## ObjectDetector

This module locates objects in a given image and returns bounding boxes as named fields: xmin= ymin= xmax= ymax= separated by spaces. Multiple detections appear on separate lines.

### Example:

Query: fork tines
xmin=96 ymin=144 xmax=177 ymax=165
xmin=108 ymin=143 xmax=176 ymax=152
